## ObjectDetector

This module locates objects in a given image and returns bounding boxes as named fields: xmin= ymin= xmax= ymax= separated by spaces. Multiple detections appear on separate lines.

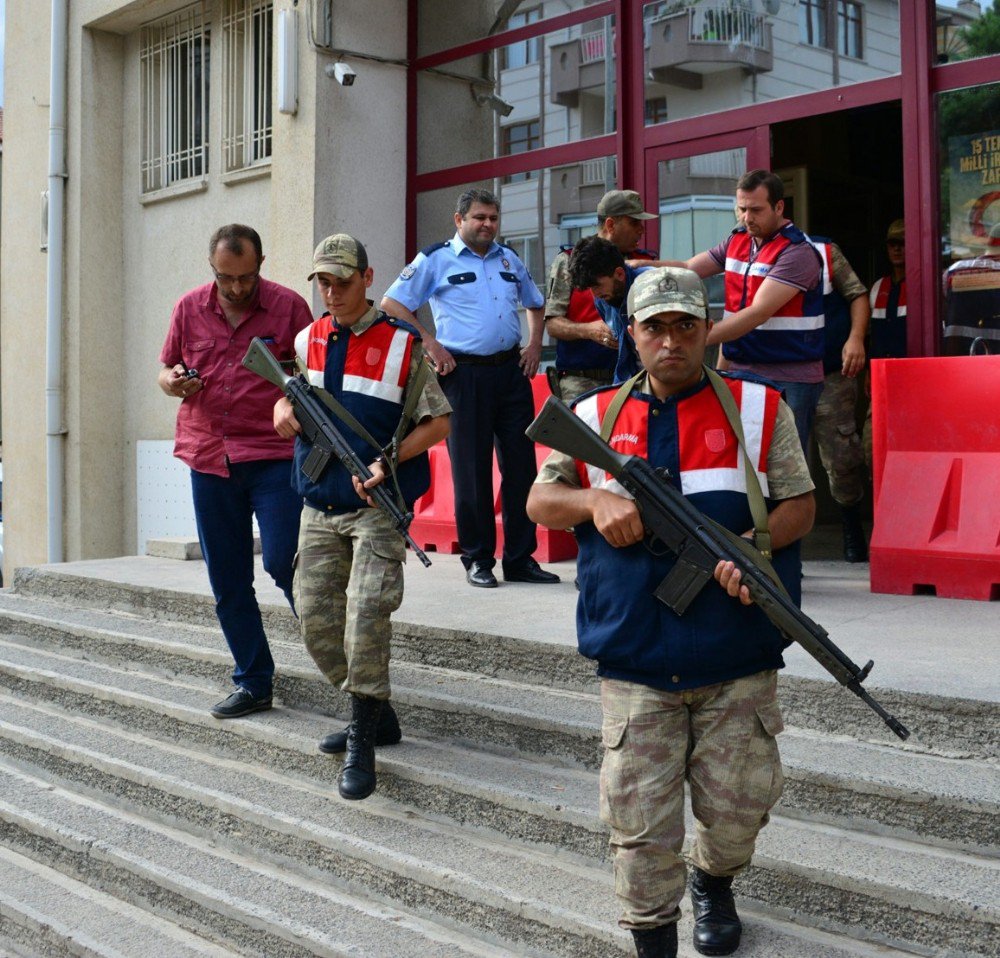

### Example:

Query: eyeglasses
xmin=887 ymin=240 xmax=905 ymax=249
xmin=212 ymin=267 xmax=260 ymax=285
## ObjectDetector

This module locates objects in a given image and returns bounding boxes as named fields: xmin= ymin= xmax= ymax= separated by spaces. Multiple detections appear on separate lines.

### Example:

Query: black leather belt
xmin=451 ymin=346 xmax=521 ymax=366
xmin=557 ymin=368 xmax=614 ymax=381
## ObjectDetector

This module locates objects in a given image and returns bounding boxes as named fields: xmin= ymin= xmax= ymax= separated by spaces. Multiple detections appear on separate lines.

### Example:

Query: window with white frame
xmin=503 ymin=234 xmax=544 ymax=289
xmin=140 ymin=3 xmax=211 ymax=193
xmin=222 ymin=0 xmax=274 ymax=173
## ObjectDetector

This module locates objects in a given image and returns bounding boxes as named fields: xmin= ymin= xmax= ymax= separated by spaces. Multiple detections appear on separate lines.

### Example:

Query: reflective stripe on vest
xmin=722 ymin=230 xmax=825 ymax=333
xmin=572 ymin=378 xmax=778 ymax=500
xmin=870 ymin=276 xmax=907 ymax=320
xmin=297 ymin=316 xmax=413 ymax=401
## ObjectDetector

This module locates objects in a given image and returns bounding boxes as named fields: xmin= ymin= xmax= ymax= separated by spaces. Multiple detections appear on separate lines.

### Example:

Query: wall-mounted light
xmin=278 ymin=8 xmax=298 ymax=115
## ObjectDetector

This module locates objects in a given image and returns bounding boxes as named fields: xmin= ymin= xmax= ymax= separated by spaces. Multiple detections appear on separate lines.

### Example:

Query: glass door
xmin=642 ymin=130 xmax=766 ymax=316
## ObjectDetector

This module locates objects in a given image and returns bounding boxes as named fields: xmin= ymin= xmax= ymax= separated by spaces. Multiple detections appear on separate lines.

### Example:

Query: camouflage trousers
xmin=293 ymin=504 xmax=405 ymax=700
xmin=554 ymin=371 xmax=613 ymax=403
xmin=599 ymin=670 xmax=784 ymax=930
xmin=814 ymin=371 xmax=865 ymax=507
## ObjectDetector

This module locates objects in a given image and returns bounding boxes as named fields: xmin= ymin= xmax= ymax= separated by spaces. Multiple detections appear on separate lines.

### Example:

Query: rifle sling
xmin=702 ymin=366 xmax=772 ymax=559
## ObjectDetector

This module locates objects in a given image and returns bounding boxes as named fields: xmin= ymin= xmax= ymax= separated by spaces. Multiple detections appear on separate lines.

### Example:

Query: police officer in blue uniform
xmin=381 ymin=188 xmax=560 ymax=589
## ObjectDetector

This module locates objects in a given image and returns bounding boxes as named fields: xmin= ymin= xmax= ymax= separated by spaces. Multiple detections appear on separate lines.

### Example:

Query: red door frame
xmin=640 ymin=128 xmax=769 ymax=256
xmin=406 ymin=0 xmax=1000 ymax=356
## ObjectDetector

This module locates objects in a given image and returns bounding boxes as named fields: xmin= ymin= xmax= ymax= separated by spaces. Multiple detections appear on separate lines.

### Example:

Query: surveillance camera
xmin=327 ymin=62 xmax=356 ymax=86
xmin=474 ymin=91 xmax=515 ymax=117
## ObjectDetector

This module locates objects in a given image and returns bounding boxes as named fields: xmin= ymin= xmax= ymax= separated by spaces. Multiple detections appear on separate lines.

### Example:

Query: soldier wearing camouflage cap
xmin=529 ymin=266 xmax=815 ymax=958
xmin=274 ymin=233 xmax=451 ymax=801
xmin=544 ymin=189 xmax=658 ymax=402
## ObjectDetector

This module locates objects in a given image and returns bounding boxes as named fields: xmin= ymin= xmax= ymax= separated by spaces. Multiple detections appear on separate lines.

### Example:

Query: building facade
xmin=2 ymin=0 xmax=999 ymax=574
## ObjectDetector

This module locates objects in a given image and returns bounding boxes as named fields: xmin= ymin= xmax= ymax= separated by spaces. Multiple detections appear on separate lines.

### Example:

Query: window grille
xmin=222 ymin=0 xmax=274 ymax=172
xmin=140 ymin=3 xmax=210 ymax=193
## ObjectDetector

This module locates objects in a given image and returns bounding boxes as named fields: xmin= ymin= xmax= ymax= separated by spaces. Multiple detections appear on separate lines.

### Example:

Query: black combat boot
xmin=338 ymin=695 xmax=382 ymax=801
xmin=690 ymin=867 xmax=742 ymax=956
xmin=631 ymin=922 xmax=678 ymax=958
xmin=841 ymin=504 xmax=869 ymax=563
xmin=319 ymin=700 xmax=401 ymax=754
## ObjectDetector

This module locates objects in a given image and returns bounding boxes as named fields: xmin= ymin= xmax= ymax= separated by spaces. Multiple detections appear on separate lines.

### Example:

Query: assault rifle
xmin=243 ymin=338 xmax=431 ymax=568
xmin=527 ymin=396 xmax=910 ymax=740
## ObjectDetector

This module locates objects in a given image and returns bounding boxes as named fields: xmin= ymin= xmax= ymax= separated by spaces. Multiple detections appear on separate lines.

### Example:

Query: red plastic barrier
xmin=408 ymin=373 xmax=577 ymax=562
xmin=869 ymin=356 xmax=1000 ymax=600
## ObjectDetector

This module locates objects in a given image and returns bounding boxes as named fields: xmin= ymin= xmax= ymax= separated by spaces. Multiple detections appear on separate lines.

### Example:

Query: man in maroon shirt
xmin=159 ymin=224 xmax=312 ymax=719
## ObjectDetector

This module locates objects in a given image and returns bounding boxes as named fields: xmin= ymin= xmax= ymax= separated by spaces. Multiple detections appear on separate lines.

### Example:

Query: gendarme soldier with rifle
xmin=527 ymin=267 xmax=815 ymax=958
xmin=272 ymin=234 xmax=450 ymax=802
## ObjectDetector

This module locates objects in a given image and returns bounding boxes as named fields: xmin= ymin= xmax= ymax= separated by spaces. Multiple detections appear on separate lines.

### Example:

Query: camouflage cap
xmin=308 ymin=234 xmax=369 ymax=280
xmin=627 ymin=267 xmax=709 ymax=323
xmin=597 ymin=189 xmax=656 ymax=220
xmin=886 ymin=219 xmax=905 ymax=242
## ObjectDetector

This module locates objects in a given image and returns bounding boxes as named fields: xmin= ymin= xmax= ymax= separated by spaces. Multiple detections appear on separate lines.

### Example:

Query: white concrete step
xmin=0 ymin=660 xmax=996 ymax=957
xmin=0 ymin=762 xmax=527 ymax=958
xmin=3 ymin=574 xmax=994 ymax=759
xmin=0 ymin=844 xmax=240 ymax=958
xmin=0 ymin=610 xmax=995 ymax=859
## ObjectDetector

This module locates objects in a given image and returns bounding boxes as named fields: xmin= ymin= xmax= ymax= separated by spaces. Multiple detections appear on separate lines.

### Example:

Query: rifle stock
xmin=528 ymin=395 xmax=910 ymax=741
xmin=242 ymin=338 xmax=432 ymax=568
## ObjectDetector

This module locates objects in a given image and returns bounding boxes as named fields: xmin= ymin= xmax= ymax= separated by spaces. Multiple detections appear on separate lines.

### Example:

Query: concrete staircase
xmin=0 ymin=565 xmax=996 ymax=958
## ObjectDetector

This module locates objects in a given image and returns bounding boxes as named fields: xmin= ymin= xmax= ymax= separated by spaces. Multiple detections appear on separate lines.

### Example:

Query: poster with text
xmin=949 ymin=130 xmax=1000 ymax=252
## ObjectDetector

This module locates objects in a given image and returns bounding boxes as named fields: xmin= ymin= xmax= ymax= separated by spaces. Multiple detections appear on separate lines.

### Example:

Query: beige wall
xmin=0 ymin=3 xmax=55 ymax=574
xmin=0 ymin=0 xmax=409 ymax=575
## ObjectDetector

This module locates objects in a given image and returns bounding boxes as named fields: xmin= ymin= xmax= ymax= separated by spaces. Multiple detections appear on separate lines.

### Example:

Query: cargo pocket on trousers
xmin=750 ymin=699 xmax=785 ymax=811
xmin=599 ymin=718 xmax=645 ymax=836
xmin=368 ymin=534 xmax=406 ymax=617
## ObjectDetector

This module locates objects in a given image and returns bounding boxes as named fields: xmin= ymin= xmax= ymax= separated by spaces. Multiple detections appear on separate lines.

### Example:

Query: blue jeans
xmin=773 ymin=380 xmax=824 ymax=455
xmin=191 ymin=459 xmax=301 ymax=697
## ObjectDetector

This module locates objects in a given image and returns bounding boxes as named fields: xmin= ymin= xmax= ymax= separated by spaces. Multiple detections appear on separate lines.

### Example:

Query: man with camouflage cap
xmin=274 ymin=234 xmax=451 ymax=801
xmin=528 ymin=268 xmax=815 ymax=958
xmin=545 ymin=189 xmax=657 ymax=401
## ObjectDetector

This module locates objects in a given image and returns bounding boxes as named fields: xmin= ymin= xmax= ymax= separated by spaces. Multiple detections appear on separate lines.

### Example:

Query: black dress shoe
xmin=466 ymin=561 xmax=498 ymax=588
xmin=319 ymin=700 xmax=402 ymax=754
xmin=210 ymin=688 xmax=273 ymax=719
xmin=690 ymin=867 xmax=742 ymax=956
xmin=503 ymin=558 xmax=561 ymax=584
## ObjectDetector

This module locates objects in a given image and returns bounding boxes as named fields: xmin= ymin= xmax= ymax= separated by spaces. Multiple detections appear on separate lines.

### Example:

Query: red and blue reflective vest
xmin=569 ymin=373 xmax=800 ymax=691
xmin=869 ymin=275 xmax=907 ymax=359
xmin=292 ymin=310 xmax=430 ymax=513
xmin=722 ymin=224 xmax=825 ymax=364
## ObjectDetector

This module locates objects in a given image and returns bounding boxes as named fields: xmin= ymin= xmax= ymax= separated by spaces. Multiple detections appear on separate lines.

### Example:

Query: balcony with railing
xmin=551 ymin=5 xmax=772 ymax=103
xmin=550 ymin=29 xmax=614 ymax=107
xmin=646 ymin=5 xmax=773 ymax=89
